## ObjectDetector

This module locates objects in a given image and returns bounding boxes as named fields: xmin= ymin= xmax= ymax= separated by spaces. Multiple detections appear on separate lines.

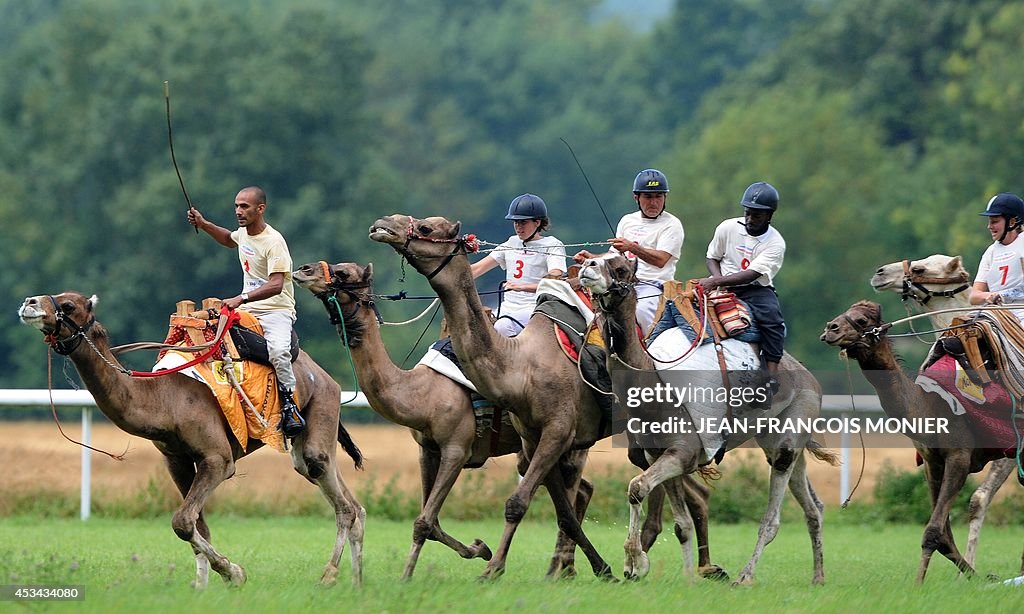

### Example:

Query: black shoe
xmin=753 ymin=377 xmax=779 ymax=411
xmin=279 ymin=389 xmax=305 ymax=438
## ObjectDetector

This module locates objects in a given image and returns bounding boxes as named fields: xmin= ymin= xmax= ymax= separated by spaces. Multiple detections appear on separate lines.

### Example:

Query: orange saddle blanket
xmin=156 ymin=309 xmax=292 ymax=453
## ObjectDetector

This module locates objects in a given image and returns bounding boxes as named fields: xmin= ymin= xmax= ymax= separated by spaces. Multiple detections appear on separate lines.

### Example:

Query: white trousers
xmin=635 ymin=281 xmax=664 ymax=336
xmin=250 ymin=310 xmax=296 ymax=390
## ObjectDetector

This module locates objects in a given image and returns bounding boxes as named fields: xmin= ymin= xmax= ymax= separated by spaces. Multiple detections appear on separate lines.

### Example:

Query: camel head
xmin=19 ymin=292 xmax=100 ymax=354
xmin=870 ymin=254 xmax=969 ymax=304
xmin=820 ymin=300 xmax=887 ymax=353
xmin=369 ymin=214 xmax=480 ymax=280
xmin=294 ymin=261 xmax=373 ymax=298
xmin=578 ymin=254 xmax=637 ymax=309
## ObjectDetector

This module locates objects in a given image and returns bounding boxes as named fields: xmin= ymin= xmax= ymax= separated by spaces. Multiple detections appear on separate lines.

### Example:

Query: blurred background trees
xmin=3 ymin=0 xmax=1021 ymax=387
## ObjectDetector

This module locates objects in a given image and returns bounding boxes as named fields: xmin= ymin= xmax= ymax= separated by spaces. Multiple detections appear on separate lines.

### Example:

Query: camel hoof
xmin=472 ymin=539 xmax=493 ymax=561
xmin=623 ymin=552 xmax=650 ymax=580
xmin=598 ymin=565 xmax=619 ymax=583
xmin=320 ymin=563 xmax=339 ymax=586
xmin=698 ymin=565 xmax=730 ymax=582
xmin=478 ymin=566 xmax=505 ymax=582
xmin=546 ymin=565 xmax=577 ymax=581
xmin=812 ymin=574 xmax=825 ymax=586
xmin=225 ymin=563 xmax=247 ymax=587
xmin=731 ymin=575 xmax=754 ymax=588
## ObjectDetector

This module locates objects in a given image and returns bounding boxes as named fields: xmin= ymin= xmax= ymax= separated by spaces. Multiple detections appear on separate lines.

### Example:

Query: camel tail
xmin=337 ymin=419 xmax=364 ymax=470
xmin=806 ymin=439 xmax=841 ymax=466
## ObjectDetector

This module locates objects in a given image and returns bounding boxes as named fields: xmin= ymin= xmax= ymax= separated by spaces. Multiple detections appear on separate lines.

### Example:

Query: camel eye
xmin=911 ymin=267 xmax=924 ymax=275
xmin=60 ymin=301 xmax=75 ymax=314
xmin=855 ymin=317 xmax=867 ymax=327
xmin=418 ymin=224 xmax=433 ymax=235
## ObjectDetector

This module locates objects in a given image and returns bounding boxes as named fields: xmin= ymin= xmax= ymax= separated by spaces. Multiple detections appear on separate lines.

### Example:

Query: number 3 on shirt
xmin=513 ymin=260 xmax=525 ymax=279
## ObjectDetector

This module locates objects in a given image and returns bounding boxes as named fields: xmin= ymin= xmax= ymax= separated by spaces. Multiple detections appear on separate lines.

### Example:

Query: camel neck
xmin=852 ymin=338 xmax=917 ymax=421
xmin=603 ymin=297 xmax=651 ymax=370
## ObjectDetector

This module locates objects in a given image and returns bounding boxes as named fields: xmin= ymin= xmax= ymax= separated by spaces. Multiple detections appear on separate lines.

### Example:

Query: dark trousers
xmin=733 ymin=285 xmax=785 ymax=364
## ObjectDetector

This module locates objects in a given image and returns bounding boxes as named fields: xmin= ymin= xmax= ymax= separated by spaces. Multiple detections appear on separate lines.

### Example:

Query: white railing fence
xmin=1 ymin=390 xmax=878 ymax=520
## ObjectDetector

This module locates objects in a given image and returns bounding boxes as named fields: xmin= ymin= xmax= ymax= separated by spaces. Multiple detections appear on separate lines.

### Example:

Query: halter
xmin=900 ymin=259 xmax=970 ymax=305
xmin=44 ymin=295 xmax=97 ymax=356
xmin=402 ymin=223 xmax=479 ymax=280
xmin=839 ymin=310 xmax=892 ymax=350
xmin=312 ymin=261 xmax=382 ymax=329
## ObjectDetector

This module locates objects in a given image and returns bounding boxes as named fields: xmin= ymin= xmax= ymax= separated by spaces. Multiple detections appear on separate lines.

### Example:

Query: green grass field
xmin=2 ymin=514 xmax=1022 ymax=612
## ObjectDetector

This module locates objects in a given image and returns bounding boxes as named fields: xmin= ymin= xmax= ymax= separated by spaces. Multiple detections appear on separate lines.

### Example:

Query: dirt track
xmin=1 ymin=421 xmax=948 ymax=508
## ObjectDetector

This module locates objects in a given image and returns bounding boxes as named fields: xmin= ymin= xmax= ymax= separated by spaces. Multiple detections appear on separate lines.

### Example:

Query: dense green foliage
xmin=4 ymin=0 xmax=1023 ymax=387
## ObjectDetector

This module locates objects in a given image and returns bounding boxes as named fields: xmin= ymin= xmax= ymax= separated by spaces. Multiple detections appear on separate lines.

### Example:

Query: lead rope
xmin=840 ymin=353 xmax=867 ymax=507
xmin=47 ymin=347 xmax=127 ymax=460
xmin=326 ymin=295 xmax=361 ymax=406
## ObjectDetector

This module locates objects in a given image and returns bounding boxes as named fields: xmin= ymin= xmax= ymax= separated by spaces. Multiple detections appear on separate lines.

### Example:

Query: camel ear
xmin=363 ymin=263 xmax=373 ymax=282
xmin=88 ymin=294 xmax=98 ymax=312
xmin=452 ymin=220 xmax=462 ymax=238
xmin=948 ymin=255 xmax=962 ymax=271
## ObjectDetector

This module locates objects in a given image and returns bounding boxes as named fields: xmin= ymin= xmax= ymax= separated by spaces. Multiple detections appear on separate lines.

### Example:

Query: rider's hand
xmin=187 ymin=206 xmax=206 ymax=229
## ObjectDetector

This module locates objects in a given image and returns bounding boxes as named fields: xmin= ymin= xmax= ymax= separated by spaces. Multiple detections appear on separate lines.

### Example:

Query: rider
xmin=970 ymin=192 xmax=1024 ymax=322
xmin=187 ymin=186 xmax=305 ymax=438
xmin=471 ymin=193 xmax=566 ymax=336
xmin=698 ymin=181 xmax=786 ymax=396
xmin=573 ymin=169 xmax=684 ymax=334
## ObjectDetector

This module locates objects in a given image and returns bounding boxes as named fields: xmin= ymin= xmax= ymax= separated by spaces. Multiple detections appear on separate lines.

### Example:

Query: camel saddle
xmin=648 ymin=280 xmax=761 ymax=345
xmin=158 ymin=299 xmax=297 ymax=452
xmin=927 ymin=310 xmax=1024 ymax=399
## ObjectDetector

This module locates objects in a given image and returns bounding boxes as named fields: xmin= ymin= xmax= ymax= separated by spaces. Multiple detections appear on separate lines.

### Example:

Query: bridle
xmin=44 ymin=295 xmax=97 ymax=356
xmin=311 ymin=261 xmax=382 ymax=332
xmin=401 ymin=223 xmax=479 ymax=280
xmin=836 ymin=309 xmax=892 ymax=351
xmin=900 ymin=259 xmax=970 ymax=305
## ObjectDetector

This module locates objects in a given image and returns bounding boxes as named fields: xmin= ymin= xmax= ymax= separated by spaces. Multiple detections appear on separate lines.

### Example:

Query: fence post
xmin=81 ymin=406 xmax=92 ymax=521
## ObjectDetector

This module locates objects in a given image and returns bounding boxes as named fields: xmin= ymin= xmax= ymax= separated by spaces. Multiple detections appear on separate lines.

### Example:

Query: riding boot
xmin=278 ymin=388 xmax=305 ymax=439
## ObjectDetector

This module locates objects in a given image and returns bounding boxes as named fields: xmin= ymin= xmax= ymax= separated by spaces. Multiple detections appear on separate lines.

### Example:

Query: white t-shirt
xmin=976 ymin=236 xmax=1024 ymax=294
xmin=611 ymin=211 xmax=684 ymax=282
xmin=230 ymin=224 xmax=295 ymax=315
xmin=488 ymin=234 xmax=566 ymax=312
xmin=705 ymin=218 xmax=785 ymax=287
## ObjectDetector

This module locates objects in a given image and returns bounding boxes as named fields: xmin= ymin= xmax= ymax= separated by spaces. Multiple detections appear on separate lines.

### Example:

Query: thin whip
xmin=164 ymin=81 xmax=197 ymax=234
xmin=560 ymin=137 xmax=616 ymax=236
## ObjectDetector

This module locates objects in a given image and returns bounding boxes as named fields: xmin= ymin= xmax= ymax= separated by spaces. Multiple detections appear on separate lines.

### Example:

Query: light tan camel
xmin=370 ymin=214 xmax=620 ymax=580
xmin=822 ymin=300 xmax=1023 ymax=583
xmin=293 ymin=260 xmax=716 ymax=579
xmin=872 ymin=254 xmax=1016 ymax=569
xmin=18 ymin=292 xmax=365 ymax=588
xmin=579 ymin=254 xmax=834 ymax=585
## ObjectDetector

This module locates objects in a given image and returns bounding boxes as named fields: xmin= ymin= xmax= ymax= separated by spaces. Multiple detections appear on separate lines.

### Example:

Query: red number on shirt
xmin=740 ymin=258 xmax=750 ymax=270
xmin=513 ymin=260 xmax=525 ymax=279
xmin=1000 ymin=265 xmax=1009 ymax=286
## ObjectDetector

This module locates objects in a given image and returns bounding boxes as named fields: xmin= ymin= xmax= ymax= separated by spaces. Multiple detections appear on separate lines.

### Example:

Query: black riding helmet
xmin=740 ymin=182 xmax=779 ymax=212
xmin=979 ymin=192 xmax=1024 ymax=242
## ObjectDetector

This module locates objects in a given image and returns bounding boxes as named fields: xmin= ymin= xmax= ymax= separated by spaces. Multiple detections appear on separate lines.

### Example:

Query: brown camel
xmin=579 ymin=254 xmax=833 ymax=585
xmin=369 ymin=214 xmax=623 ymax=580
xmin=872 ymin=254 xmax=1016 ymax=569
xmin=18 ymin=292 xmax=365 ymax=588
xmin=369 ymin=217 xmax=732 ymax=581
xmin=821 ymin=300 xmax=1023 ymax=583
xmin=293 ymin=260 xmax=715 ymax=579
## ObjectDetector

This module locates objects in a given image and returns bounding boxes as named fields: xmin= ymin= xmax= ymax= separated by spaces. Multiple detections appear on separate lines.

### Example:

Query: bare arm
xmin=698 ymin=258 xmax=760 ymax=292
xmin=188 ymin=207 xmax=236 ymax=248
xmin=970 ymin=281 xmax=1001 ymax=305
xmin=608 ymin=237 xmax=672 ymax=269
xmin=222 ymin=272 xmax=286 ymax=310
xmin=470 ymin=255 xmax=499 ymax=278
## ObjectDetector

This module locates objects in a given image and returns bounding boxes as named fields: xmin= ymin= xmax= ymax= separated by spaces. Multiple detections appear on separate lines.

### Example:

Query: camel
xmin=293 ymin=260 xmax=717 ymax=579
xmin=368 ymin=214 xmax=631 ymax=581
xmin=821 ymin=300 xmax=1023 ymax=583
xmin=579 ymin=254 xmax=834 ymax=585
xmin=18 ymin=292 xmax=365 ymax=588
xmin=872 ymin=254 xmax=1016 ymax=569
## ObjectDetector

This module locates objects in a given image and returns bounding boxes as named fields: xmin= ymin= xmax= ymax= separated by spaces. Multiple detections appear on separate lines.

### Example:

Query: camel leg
xmin=171 ymin=455 xmax=246 ymax=587
xmin=404 ymin=445 xmax=488 ymax=580
xmin=964 ymin=458 xmax=1014 ymax=571
xmin=623 ymin=448 xmax=692 ymax=580
xmin=784 ymin=452 xmax=826 ymax=585
xmin=661 ymin=477 xmax=695 ymax=574
xmin=163 ymin=453 xmax=214 ymax=589
xmin=732 ymin=448 xmax=799 ymax=586
xmin=640 ymin=484 xmax=668 ymax=552
xmin=681 ymin=474 xmax=727 ymax=580
xmin=480 ymin=428 xmax=598 ymax=580
xmin=546 ymin=452 xmax=593 ymax=579
xmin=916 ymin=453 xmax=973 ymax=584
xmin=292 ymin=438 xmax=365 ymax=586
xmin=542 ymin=459 xmax=615 ymax=581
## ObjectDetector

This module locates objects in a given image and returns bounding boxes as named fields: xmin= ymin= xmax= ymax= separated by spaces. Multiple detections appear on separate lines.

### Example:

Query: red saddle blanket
xmin=920 ymin=354 xmax=1021 ymax=454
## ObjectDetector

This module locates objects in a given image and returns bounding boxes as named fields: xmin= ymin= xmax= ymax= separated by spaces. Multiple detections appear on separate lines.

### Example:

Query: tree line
xmin=2 ymin=0 xmax=1020 ymax=389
